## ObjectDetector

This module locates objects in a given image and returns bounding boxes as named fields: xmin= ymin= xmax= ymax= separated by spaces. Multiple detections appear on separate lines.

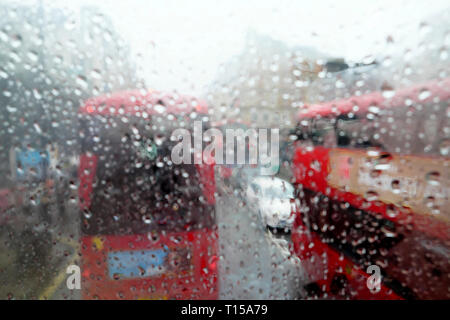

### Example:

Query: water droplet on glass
xmin=142 ymin=215 xmax=152 ymax=224
xmin=27 ymin=50 xmax=38 ymax=63
xmin=439 ymin=139 xmax=449 ymax=156
xmin=368 ymin=105 xmax=380 ymax=114
xmin=439 ymin=48 xmax=448 ymax=60
xmin=370 ymin=169 xmax=382 ymax=178
xmin=10 ymin=34 xmax=22 ymax=48
xmin=84 ymin=210 xmax=93 ymax=219
xmin=425 ymin=171 xmax=440 ymax=186
xmin=365 ymin=190 xmax=379 ymax=202
xmin=367 ymin=148 xmax=381 ymax=157
xmin=381 ymin=83 xmax=395 ymax=98
xmin=0 ymin=68 xmax=8 ymax=79
xmin=6 ymin=105 xmax=17 ymax=113
xmin=33 ymin=89 xmax=42 ymax=100
xmin=34 ymin=123 xmax=42 ymax=134
xmin=424 ymin=195 xmax=435 ymax=207
xmin=418 ymin=89 xmax=431 ymax=101
xmin=154 ymin=103 xmax=166 ymax=114
xmin=76 ymin=75 xmax=88 ymax=90
xmin=391 ymin=180 xmax=401 ymax=194
xmin=386 ymin=205 xmax=400 ymax=218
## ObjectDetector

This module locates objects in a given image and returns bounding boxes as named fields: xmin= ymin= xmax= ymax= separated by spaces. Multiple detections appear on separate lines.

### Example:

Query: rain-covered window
xmin=0 ymin=0 xmax=449 ymax=301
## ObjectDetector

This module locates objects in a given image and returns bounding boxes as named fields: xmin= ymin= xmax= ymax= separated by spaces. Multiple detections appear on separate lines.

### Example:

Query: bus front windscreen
xmin=79 ymin=114 xmax=214 ymax=236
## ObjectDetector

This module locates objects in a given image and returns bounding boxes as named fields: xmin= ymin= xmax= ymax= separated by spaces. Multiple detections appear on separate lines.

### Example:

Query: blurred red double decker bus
xmin=290 ymin=78 xmax=450 ymax=299
xmin=77 ymin=90 xmax=217 ymax=300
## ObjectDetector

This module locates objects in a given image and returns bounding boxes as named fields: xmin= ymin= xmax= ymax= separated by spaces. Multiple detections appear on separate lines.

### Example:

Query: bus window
xmin=293 ymin=118 xmax=336 ymax=147
xmin=377 ymin=99 xmax=449 ymax=156
xmin=336 ymin=114 xmax=382 ymax=149
xmin=79 ymin=112 xmax=215 ymax=235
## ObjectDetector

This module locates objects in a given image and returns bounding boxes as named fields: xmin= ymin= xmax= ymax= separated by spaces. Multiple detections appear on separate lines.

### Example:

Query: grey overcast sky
xmin=16 ymin=0 xmax=450 ymax=95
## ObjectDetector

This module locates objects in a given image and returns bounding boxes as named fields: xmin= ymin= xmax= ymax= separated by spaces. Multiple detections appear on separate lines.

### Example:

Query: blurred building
xmin=0 ymin=3 xmax=140 ymax=186
xmin=208 ymin=30 xmax=329 ymax=129
xmin=308 ymin=8 xmax=450 ymax=104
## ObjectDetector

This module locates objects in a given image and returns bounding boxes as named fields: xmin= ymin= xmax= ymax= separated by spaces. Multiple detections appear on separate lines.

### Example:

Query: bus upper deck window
xmin=311 ymin=118 xmax=335 ymax=146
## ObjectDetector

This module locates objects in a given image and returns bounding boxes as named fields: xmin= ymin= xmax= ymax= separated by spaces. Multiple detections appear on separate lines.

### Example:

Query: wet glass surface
xmin=0 ymin=0 xmax=448 ymax=300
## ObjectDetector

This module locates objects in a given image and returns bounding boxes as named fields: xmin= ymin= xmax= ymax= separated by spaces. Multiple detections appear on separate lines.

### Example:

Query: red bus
xmin=290 ymin=77 xmax=450 ymax=299
xmin=78 ymin=90 xmax=218 ymax=299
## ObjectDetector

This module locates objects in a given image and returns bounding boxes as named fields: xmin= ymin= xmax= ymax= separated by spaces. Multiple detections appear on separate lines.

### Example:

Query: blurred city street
xmin=0 ymin=0 xmax=449 ymax=300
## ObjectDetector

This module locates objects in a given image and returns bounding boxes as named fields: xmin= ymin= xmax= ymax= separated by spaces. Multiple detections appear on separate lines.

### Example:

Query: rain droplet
xmin=425 ymin=171 xmax=440 ymax=186
xmin=386 ymin=205 xmax=399 ymax=218
xmin=370 ymin=169 xmax=382 ymax=178
xmin=76 ymin=75 xmax=88 ymax=90
xmin=29 ymin=197 xmax=37 ymax=206
xmin=142 ymin=215 xmax=152 ymax=224
xmin=34 ymin=123 xmax=42 ymax=134
xmin=147 ymin=232 xmax=159 ymax=243
xmin=391 ymin=180 xmax=401 ymax=194
xmin=381 ymin=226 xmax=397 ymax=238
xmin=419 ymin=22 xmax=431 ymax=36
xmin=0 ymin=68 xmax=8 ymax=79
xmin=69 ymin=181 xmax=78 ymax=190
xmin=6 ymin=105 xmax=17 ymax=113
xmin=136 ymin=176 xmax=144 ymax=185
xmin=367 ymin=148 xmax=381 ymax=157
xmin=90 ymin=69 xmax=101 ymax=79
xmin=440 ymin=48 xmax=448 ymax=60
xmin=154 ymin=103 xmax=166 ymax=114
xmin=365 ymin=190 xmax=379 ymax=202
xmin=33 ymin=89 xmax=42 ymax=100
xmin=382 ymin=88 xmax=395 ymax=99
xmin=418 ymin=89 xmax=431 ymax=101
xmin=27 ymin=51 xmax=38 ymax=63
xmin=439 ymin=139 xmax=449 ymax=156
xmin=311 ymin=160 xmax=321 ymax=172
xmin=84 ymin=210 xmax=93 ymax=219
xmin=424 ymin=196 xmax=436 ymax=208
xmin=368 ymin=105 xmax=380 ymax=114
xmin=0 ymin=31 xmax=7 ymax=42
xmin=335 ymin=79 xmax=345 ymax=88
xmin=10 ymin=34 xmax=22 ymax=48
xmin=137 ymin=266 xmax=146 ymax=276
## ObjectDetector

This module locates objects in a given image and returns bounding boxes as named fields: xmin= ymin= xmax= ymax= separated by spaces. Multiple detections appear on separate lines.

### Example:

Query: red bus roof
xmin=79 ymin=89 xmax=209 ymax=116
xmin=296 ymin=77 xmax=450 ymax=120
